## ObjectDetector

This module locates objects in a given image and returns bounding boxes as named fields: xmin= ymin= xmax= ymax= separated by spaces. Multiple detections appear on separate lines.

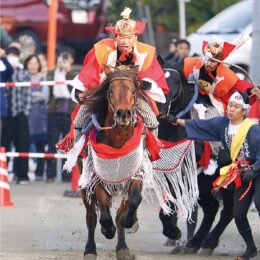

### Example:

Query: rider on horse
xmin=180 ymin=40 xmax=260 ymax=118
xmin=58 ymin=7 xmax=168 ymax=152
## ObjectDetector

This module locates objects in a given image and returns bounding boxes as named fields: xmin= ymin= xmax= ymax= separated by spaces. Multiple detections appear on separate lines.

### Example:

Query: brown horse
xmin=79 ymin=65 xmax=143 ymax=260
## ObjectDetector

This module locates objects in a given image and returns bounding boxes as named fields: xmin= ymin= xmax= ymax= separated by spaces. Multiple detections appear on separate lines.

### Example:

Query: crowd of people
xmin=0 ymin=33 xmax=76 ymax=184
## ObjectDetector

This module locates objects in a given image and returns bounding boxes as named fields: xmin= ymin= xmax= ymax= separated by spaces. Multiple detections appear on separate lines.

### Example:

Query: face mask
xmin=7 ymin=56 xmax=20 ymax=68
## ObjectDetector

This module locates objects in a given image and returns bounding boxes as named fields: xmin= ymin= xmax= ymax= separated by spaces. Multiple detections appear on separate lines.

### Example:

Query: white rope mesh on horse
xmin=91 ymin=137 xmax=144 ymax=183
xmin=79 ymin=136 xmax=151 ymax=201
xmin=74 ymin=105 xmax=89 ymax=142
xmin=136 ymin=96 xmax=159 ymax=129
xmin=152 ymin=140 xmax=198 ymax=221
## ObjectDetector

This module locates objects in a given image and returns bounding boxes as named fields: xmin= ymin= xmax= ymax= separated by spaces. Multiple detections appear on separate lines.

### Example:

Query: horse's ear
xmin=130 ymin=65 xmax=139 ymax=78
xmin=103 ymin=65 xmax=115 ymax=75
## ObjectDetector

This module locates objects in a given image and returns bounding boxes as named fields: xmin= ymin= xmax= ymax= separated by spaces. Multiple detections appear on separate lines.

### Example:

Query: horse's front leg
xmin=95 ymin=183 xmax=116 ymax=239
xmin=81 ymin=189 xmax=97 ymax=259
xmin=121 ymin=179 xmax=142 ymax=229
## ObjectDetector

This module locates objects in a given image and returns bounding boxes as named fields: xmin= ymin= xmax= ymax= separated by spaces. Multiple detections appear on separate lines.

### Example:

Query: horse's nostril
xmin=116 ymin=109 xmax=123 ymax=117
xmin=116 ymin=109 xmax=132 ymax=118
xmin=126 ymin=109 xmax=132 ymax=117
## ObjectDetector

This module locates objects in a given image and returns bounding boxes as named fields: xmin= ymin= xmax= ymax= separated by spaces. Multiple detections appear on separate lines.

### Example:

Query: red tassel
xmin=197 ymin=141 xmax=211 ymax=168
xmin=234 ymin=175 xmax=242 ymax=189
xmin=145 ymin=130 xmax=161 ymax=161
xmin=239 ymin=181 xmax=253 ymax=201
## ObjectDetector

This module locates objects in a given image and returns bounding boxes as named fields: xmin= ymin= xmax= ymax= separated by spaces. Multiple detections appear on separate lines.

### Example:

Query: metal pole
xmin=250 ymin=0 xmax=260 ymax=85
xmin=47 ymin=0 xmax=58 ymax=70
xmin=144 ymin=5 xmax=156 ymax=46
xmin=178 ymin=0 xmax=186 ymax=38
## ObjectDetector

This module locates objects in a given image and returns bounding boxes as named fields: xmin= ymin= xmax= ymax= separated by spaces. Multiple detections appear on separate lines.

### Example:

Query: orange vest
xmin=183 ymin=57 xmax=239 ymax=98
xmin=94 ymin=38 xmax=155 ymax=73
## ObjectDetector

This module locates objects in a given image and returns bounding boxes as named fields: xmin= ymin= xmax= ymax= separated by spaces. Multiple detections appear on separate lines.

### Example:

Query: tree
xmin=106 ymin=0 xmax=240 ymax=34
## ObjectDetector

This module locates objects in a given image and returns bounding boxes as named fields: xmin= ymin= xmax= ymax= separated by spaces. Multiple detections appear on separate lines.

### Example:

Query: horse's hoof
xmin=163 ymin=238 xmax=176 ymax=247
xmin=181 ymin=246 xmax=200 ymax=254
xmin=116 ymin=248 xmax=134 ymax=260
xmin=200 ymin=248 xmax=214 ymax=256
xmin=162 ymin=225 xmax=182 ymax=241
xmin=101 ymin=225 xmax=116 ymax=239
xmin=170 ymin=245 xmax=183 ymax=255
xmin=125 ymin=221 xmax=139 ymax=234
xmin=83 ymin=254 xmax=97 ymax=260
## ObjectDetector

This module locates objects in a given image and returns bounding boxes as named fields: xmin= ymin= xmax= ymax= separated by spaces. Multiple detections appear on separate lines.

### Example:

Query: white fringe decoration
xmin=152 ymin=140 xmax=198 ymax=221
xmin=78 ymin=136 xmax=198 ymax=222
xmin=63 ymin=135 xmax=86 ymax=172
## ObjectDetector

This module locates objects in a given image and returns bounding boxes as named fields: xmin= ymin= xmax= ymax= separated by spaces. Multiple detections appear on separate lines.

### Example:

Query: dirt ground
xmin=1 ymin=182 xmax=259 ymax=260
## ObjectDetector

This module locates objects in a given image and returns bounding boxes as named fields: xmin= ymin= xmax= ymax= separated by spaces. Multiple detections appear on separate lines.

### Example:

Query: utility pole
xmin=250 ymin=0 xmax=260 ymax=85
xmin=135 ymin=0 xmax=149 ymax=43
xmin=47 ymin=0 xmax=58 ymax=70
xmin=144 ymin=5 xmax=156 ymax=46
xmin=178 ymin=0 xmax=190 ymax=38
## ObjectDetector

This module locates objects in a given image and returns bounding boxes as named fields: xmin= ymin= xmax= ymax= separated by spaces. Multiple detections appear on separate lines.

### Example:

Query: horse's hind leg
xmin=159 ymin=205 xmax=182 ymax=241
xmin=81 ymin=189 xmax=97 ymax=258
xmin=95 ymin=184 xmax=116 ymax=239
xmin=121 ymin=179 xmax=142 ymax=229
xmin=159 ymin=183 xmax=182 ymax=241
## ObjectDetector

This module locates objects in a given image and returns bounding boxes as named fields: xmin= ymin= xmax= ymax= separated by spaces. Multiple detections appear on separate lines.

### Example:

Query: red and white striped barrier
xmin=0 ymin=147 xmax=15 ymax=207
xmin=0 ymin=152 xmax=67 ymax=159
xmin=0 ymin=80 xmax=73 ymax=88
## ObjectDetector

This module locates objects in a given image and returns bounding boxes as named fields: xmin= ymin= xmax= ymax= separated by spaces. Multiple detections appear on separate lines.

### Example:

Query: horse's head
xmin=104 ymin=65 xmax=140 ymax=127
xmin=161 ymin=65 xmax=195 ymax=117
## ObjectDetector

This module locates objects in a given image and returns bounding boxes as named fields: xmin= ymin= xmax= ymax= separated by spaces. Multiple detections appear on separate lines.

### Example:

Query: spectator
xmin=24 ymin=54 xmax=49 ymax=181
xmin=166 ymin=39 xmax=191 ymax=64
xmin=164 ymin=38 xmax=177 ymax=62
xmin=46 ymin=47 xmax=76 ymax=182
xmin=0 ymin=26 xmax=13 ymax=58
xmin=37 ymin=52 xmax=48 ymax=78
xmin=1 ymin=46 xmax=32 ymax=184
xmin=175 ymin=39 xmax=191 ymax=62
xmin=0 ymin=50 xmax=14 ymax=138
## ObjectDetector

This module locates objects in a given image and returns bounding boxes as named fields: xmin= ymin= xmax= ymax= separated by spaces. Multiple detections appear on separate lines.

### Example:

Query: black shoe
xmin=237 ymin=247 xmax=258 ymax=260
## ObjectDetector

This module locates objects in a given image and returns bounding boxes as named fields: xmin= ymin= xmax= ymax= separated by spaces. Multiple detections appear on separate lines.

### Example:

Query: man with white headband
xmin=174 ymin=91 xmax=260 ymax=260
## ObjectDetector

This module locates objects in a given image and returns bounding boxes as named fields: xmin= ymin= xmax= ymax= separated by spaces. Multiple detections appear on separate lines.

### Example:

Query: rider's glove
xmin=166 ymin=115 xmax=178 ymax=124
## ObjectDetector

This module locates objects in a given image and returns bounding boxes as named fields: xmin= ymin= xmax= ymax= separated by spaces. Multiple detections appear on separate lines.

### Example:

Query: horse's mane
xmin=84 ymin=67 xmax=141 ymax=121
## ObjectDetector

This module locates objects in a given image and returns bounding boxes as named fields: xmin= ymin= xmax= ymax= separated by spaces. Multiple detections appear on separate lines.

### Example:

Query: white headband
xmin=229 ymin=92 xmax=250 ymax=110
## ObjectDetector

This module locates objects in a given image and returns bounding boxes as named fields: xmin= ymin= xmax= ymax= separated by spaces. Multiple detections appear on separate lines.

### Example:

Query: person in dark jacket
xmin=46 ymin=48 xmax=76 ymax=182
xmin=174 ymin=91 xmax=260 ymax=260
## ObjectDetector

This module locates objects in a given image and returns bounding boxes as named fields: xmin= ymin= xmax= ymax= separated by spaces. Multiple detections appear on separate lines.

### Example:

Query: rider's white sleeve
xmin=141 ymin=77 xmax=166 ymax=103
xmin=70 ymin=75 xmax=85 ymax=103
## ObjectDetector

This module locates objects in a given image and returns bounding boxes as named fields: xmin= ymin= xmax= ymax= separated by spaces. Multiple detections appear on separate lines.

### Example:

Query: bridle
xmin=104 ymin=76 xmax=138 ymax=129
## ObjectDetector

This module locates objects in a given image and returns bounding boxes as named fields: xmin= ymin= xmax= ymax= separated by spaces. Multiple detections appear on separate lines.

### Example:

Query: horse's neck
xmin=100 ymin=115 xmax=134 ymax=148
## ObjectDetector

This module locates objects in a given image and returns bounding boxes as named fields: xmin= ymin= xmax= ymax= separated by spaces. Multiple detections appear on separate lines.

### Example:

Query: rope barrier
xmin=0 ymin=80 xmax=74 ymax=88
xmin=0 ymin=152 xmax=67 ymax=159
